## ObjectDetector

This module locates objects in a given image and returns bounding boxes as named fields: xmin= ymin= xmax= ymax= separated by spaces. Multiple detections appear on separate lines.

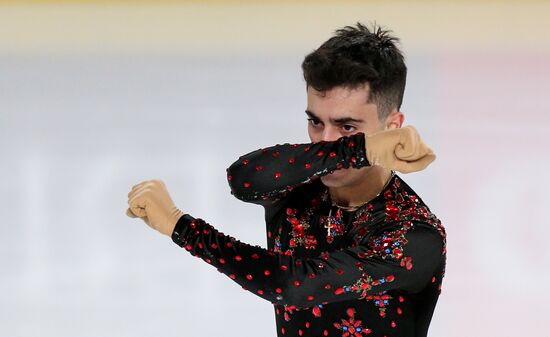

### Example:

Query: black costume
xmin=171 ymin=132 xmax=447 ymax=337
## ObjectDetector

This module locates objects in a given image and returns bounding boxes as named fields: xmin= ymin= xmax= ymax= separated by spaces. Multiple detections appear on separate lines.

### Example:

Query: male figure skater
xmin=127 ymin=22 xmax=446 ymax=337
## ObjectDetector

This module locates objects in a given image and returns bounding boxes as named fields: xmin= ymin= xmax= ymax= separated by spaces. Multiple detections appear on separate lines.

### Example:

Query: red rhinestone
xmin=307 ymin=295 xmax=314 ymax=300
xmin=324 ymin=283 xmax=331 ymax=289
xmin=294 ymin=280 xmax=301 ymax=286
xmin=184 ymin=244 xmax=192 ymax=250
xmin=257 ymin=289 xmax=264 ymax=295
xmin=305 ymin=163 xmax=311 ymax=169
xmin=336 ymin=268 xmax=344 ymax=275
xmin=317 ymin=150 xmax=324 ymax=156
xmin=305 ymin=321 xmax=310 ymax=328
xmin=219 ymin=258 xmax=225 ymax=264
xmin=298 ymin=329 xmax=303 ymax=336
xmin=391 ymin=321 xmax=396 ymax=328
xmin=235 ymin=255 xmax=242 ymax=261
xmin=397 ymin=307 xmax=403 ymax=315
xmin=432 ymin=276 xmax=436 ymax=283
xmin=243 ymin=182 xmax=250 ymax=188
xmin=197 ymin=242 xmax=203 ymax=249
xmin=399 ymin=296 xmax=404 ymax=302
xmin=281 ymin=327 xmax=285 ymax=334
xmin=252 ymin=253 xmax=259 ymax=259
xmin=386 ymin=274 xmax=395 ymax=282
xmin=334 ymin=287 xmax=345 ymax=295
xmin=255 ymin=165 xmax=263 ymax=171
xmin=246 ymin=274 xmax=253 ymax=280
xmin=229 ymin=274 xmax=236 ymax=279
xmin=313 ymin=306 xmax=321 ymax=317
xmin=227 ymin=175 xmax=232 ymax=181
xmin=275 ymin=172 xmax=282 ymax=178
xmin=288 ymin=157 xmax=295 ymax=164
xmin=309 ymin=273 xmax=316 ymax=279
xmin=264 ymin=270 xmax=271 ymax=276
xmin=210 ymin=243 xmax=217 ymax=249
xmin=242 ymin=159 xmax=249 ymax=165
xmin=329 ymin=151 xmax=336 ymax=157
xmin=280 ymin=265 xmax=288 ymax=271
xmin=275 ymin=288 xmax=282 ymax=293
xmin=226 ymin=242 xmax=233 ymax=247
xmin=323 ymin=329 xmax=328 ymax=336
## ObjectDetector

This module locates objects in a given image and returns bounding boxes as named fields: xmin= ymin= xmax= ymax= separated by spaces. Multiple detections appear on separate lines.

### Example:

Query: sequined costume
xmin=171 ymin=132 xmax=447 ymax=337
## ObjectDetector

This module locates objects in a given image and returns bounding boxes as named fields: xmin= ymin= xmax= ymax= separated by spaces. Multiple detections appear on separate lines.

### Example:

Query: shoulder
xmin=351 ymin=173 xmax=446 ymax=255
xmin=390 ymin=173 xmax=446 ymax=240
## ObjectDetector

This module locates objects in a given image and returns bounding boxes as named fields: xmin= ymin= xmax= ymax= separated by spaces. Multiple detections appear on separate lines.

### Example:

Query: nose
xmin=321 ymin=127 xmax=341 ymax=142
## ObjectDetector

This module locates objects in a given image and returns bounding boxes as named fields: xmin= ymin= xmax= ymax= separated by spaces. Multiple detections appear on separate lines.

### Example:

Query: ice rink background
xmin=1 ymin=1 xmax=548 ymax=336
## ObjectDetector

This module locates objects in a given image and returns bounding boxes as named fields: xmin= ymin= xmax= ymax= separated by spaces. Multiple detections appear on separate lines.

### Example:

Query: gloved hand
xmin=126 ymin=179 xmax=184 ymax=236
xmin=365 ymin=125 xmax=436 ymax=173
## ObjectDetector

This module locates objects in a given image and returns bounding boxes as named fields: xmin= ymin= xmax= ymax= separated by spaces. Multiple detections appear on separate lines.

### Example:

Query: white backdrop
xmin=1 ymin=2 xmax=548 ymax=337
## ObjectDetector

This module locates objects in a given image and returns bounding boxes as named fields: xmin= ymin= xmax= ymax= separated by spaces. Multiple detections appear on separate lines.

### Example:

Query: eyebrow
xmin=305 ymin=110 xmax=365 ymax=124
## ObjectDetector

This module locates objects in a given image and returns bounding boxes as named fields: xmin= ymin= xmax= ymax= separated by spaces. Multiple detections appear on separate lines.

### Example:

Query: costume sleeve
xmin=171 ymin=214 xmax=445 ymax=309
xmin=225 ymin=132 xmax=370 ymax=207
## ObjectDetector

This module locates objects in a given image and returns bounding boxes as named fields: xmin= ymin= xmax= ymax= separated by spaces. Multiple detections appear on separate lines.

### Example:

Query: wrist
xmin=166 ymin=208 xmax=185 ymax=237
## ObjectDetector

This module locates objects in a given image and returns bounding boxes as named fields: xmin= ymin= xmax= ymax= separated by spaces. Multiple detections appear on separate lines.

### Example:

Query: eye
xmin=342 ymin=125 xmax=356 ymax=132
xmin=307 ymin=118 xmax=321 ymax=127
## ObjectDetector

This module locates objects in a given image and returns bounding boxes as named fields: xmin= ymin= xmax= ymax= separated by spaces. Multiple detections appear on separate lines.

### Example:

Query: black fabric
xmin=172 ymin=132 xmax=447 ymax=337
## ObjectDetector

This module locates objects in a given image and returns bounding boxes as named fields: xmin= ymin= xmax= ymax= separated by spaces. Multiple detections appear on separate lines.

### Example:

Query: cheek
xmin=307 ymin=125 xmax=318 ymax=142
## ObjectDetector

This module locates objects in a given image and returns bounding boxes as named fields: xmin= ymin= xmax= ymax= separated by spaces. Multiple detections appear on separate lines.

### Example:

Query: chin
xmin=320 ymin=170 xmax=346 ymax=187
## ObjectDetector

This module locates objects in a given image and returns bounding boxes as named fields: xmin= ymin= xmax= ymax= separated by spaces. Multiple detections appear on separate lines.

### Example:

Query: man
xmin=127 ymin=22 xmax=446 ymax=337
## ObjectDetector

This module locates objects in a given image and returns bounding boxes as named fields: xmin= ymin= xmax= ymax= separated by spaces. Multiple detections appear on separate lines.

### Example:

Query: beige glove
xmin=126 ymin=179 xmax=184 ymax=236
xmin=365 ymin=125 xmax=436 ymax=173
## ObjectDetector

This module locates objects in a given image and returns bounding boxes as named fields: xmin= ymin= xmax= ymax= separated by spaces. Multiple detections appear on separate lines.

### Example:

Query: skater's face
xmin=305 ymin=84 xmax=402 ymax=187
xmin=305 ymin=84 xmax=384 ymax=143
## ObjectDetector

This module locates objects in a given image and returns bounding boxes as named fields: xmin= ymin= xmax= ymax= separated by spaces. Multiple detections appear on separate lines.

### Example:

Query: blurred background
xmin=1 ymin=1 xmax=548 ymax=336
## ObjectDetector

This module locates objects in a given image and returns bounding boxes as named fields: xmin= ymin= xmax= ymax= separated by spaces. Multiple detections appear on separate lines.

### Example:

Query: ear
xmin=385 ymin=111 xmax=404 ymax=129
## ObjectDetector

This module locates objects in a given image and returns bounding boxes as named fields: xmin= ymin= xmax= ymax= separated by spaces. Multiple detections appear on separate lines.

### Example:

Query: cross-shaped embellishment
xmin=325 ymin=208 xmax=335 ymax=237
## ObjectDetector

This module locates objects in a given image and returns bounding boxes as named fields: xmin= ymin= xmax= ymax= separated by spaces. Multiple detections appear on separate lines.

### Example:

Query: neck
xmin=328 ymin=166 xmax=393 ymax=207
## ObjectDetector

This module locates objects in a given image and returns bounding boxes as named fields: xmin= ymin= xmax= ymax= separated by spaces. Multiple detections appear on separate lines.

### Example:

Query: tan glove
xmin=126 ymin=179 xmax=184 ymax=236
xmin=364 ymin=125 xmax=436 ymax=173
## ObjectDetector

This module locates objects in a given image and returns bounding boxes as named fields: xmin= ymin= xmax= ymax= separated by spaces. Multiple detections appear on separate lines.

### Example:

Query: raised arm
xmin=171 ymin=213 xmax=446 ymax=310
xmin=226 ymin=132 xmax=370 ymax=207
xmin=226 ymin=125 xmax=437 ymax=209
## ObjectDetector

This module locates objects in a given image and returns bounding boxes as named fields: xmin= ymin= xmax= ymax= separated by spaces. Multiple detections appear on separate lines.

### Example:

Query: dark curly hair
xmin=301 ymin=21 xmax=407 ymax=122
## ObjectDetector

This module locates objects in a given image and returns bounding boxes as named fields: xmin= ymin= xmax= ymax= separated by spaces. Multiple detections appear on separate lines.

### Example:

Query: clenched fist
xmin=365 ymin=125 xmax=436 ymax=173
xmin=126 ymin=179 xmax=184 ymax=236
